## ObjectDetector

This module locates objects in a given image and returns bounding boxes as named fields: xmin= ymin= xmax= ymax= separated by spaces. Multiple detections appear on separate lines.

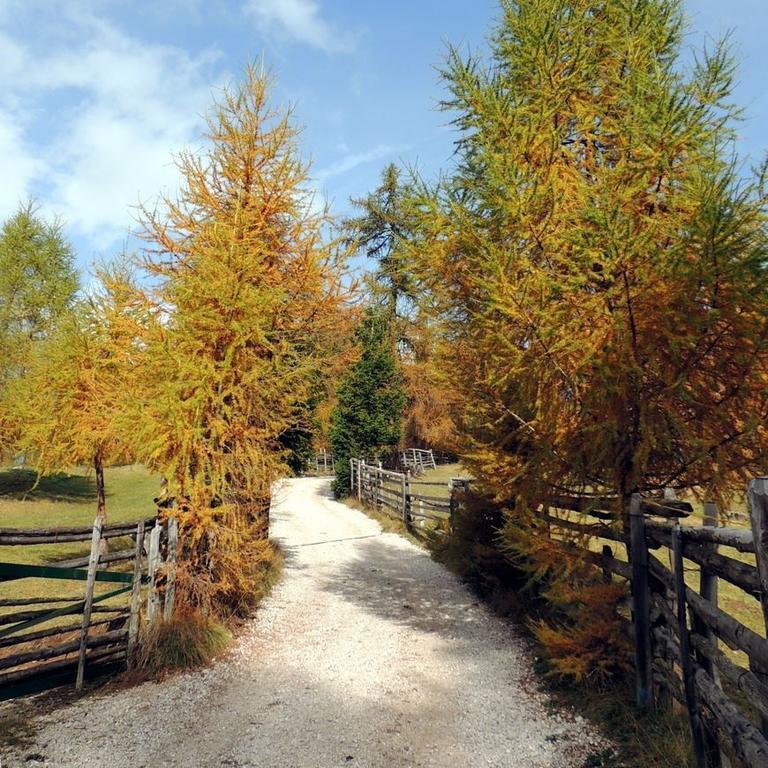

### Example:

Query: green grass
xmin=0 ymin=464 xmax=160 ymax=626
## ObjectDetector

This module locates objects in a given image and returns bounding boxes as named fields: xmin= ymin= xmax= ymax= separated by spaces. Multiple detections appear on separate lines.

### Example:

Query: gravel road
xmin=4 ymin=478 xmax=608 ymax=767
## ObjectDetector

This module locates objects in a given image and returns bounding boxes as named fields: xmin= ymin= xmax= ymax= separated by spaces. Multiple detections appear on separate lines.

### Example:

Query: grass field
xmin=0 ymin=464 xmax=160 ymax=615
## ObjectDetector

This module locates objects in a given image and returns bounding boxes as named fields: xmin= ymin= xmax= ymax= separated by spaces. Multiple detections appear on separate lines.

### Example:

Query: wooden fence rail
xmin=0 ymin=514 xmax=178 ymax=701
xmin=400 ymin=448 xmax=437 ymax=474
xmin=541 ymin=484 xmax=768 ymax=768
xmin=350 ymin=458 xmax=468 ymax=536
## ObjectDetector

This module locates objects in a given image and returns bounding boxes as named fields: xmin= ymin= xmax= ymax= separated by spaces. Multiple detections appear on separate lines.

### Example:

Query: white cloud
xmin=314 ymin=144 xmax=403 ymax=184
xmin=0 ymin=112 xmax=43 ymax=213
xmin=245 ymin=0 xmax=356 ymax=53
xmin=0 ymin=7 xmax=220 ymax=251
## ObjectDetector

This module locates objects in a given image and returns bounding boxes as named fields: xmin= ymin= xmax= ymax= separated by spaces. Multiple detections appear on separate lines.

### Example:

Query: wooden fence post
xmin=358 ymin=460 xmax=364 ymax=503
xmin=146 ymin=523 xmax=161 ymax=623
xmin=127 ymin=521 xmax=146 ymax=655
xmin=401 ymin=470 xmax=409 ymax=530
xmin=76 ymin=516 xmax=104 ymax=689
xmin=449 ymin=483 xmax=457 ymax=533
xmin=164 ymin=517 xmax=178 ymax=620
xmin=748 ymin=477 xmax=768 ymax=739
xmin=405 ymin=470 xmax=412 ymax=529
xmin=695 ymin=502 xmax=723 ymax=765
xmin=376 ymin=461 xmax=382 ymax=511
xmin=629 ymin=492 xmax=653 ymax=708
xmin=673 ymin=524 xmax=708 ymax=768
xmin=601 ymin=545 xmax=613 ymax=584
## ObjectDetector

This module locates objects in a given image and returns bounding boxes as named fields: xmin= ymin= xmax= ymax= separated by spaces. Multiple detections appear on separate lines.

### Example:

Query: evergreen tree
xmin=344 ymin=163 xmax=417 ymax=336
xmin=330 ymin=310 xmax=406 ymax=495
xmin=346 ymin=165 xmax=458 ymax=451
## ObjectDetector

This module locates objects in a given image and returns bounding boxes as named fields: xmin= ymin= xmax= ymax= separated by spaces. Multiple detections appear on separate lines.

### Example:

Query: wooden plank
xmin=54 ymin=548 xmax=137 ymax=570
xmin=357 ymin=460 xmax=362 ymax=502
xmin=408 ymin=493 xmax=450 ymax=506
xmin=673 ymin=524 xmax=708 ymax=767
xmin=76 ymin=516 xmax=103 ymax=690
xmin=695 ymin=666 xmax=768 ymax=767
xmin=546 ymin=494 xmax=692 ymax=519
xmin=128 ymin=521 xmax=145 ymax=654
xmin=691 ymin=632 xmax=768 ymax=723
xmin=647 ymin=522 xmax=755 ymax=554
xmin=0 ymin=629 xmax=127 ymax=672
xmin=400 ymin=472 xmax=409 ymax=531
xmin=748 ymin=477 xmax=768 ymax=740
xmin=0 ymin=596 xmax=82 ymax=607
xmin=164 ymin=518 xmax=178 ymax=620
xmin=646 ymin=526 xmax=760 ymax=596
xmin=630 ymin=493 xmax=653 ymax=708
xmin=0 ymin=616 xmax=122 ymax=650
xmin=146 ymin=524 xmax=161 ymax=624
xmin=0 ymin=644 xmax=125 ymax=689
xmin=649 ymin=554 xmax=768 ymax=671
xmin=543 ymin=513 xmax=627 ymax=544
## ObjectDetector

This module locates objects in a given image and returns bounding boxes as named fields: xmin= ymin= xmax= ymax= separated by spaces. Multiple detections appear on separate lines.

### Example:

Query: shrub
xmin=132 ymin=608 xmax=231 ymax=677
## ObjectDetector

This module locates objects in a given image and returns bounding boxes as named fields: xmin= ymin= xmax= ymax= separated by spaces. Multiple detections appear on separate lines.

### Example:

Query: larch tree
xmin=134 ymin=65 xmax=349 ymax=615
xmin=330 ymin=309 xmax=406 ymax=495
xmin=0 ymin=203 xmax=79 ymax=453
xmin=407 ymin=0 xmax=768 ymax=683
xmin=9 ymin=266 xmax=143 ymax=523
xmin=414 ymin=0 xmax=768 ymax=514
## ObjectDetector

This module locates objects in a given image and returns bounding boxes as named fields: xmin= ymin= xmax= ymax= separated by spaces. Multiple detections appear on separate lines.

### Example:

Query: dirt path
xmin=4 ymin=478 xmax=607 ymax=767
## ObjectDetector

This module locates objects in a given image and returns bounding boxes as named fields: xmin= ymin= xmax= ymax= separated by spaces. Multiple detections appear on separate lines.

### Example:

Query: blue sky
xmin=1 ymin=0 xmax=766 ymax=273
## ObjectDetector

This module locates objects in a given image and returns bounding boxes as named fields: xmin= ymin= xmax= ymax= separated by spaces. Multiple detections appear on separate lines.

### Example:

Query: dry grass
xmin=131 ymin=608 xmax=230 ymax=677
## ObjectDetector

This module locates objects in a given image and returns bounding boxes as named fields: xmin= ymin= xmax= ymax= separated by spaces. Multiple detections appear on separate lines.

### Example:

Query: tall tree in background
xmin=344 ymin=163 xmax=417 ymax=340
xmin=346 ymin=165 xmax=458 ymax=450
xmin=330 ymin=309 xmax=406 ymax=495
xmin=0 ymin=203 xmax=78 ymax=451
xmin=135 ymin=65 xmax=349 ymax=615
xmin=415 ymin=0 xmax=768 ymax=512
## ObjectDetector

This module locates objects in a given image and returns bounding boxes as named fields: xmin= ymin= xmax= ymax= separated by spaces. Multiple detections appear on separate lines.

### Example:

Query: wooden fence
xmin=0 ymin=514 xmax=178 ymax=701
xmin=400 ymin=448 xmax=437 ymax=474
xmin=542 ymin=483 xmax=768 ymax=767
xmin=349 ymin=458 xmax=468 ymax=535
xmin=309 ymin=451 xmax=335 ymax=475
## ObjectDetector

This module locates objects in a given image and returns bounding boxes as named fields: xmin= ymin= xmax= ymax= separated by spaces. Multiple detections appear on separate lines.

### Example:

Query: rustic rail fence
xmin=307 ymin=450 xmax=335 ymax=475
xmin=400 ymin=448 xmax=437 ymax=474
xmin=541 ymin=483 xmax=768 ymax=767
xmin=0 ymin=514 xmax=178 ymax=701
xmin=349 ymin=458 xmax=468 ymax=536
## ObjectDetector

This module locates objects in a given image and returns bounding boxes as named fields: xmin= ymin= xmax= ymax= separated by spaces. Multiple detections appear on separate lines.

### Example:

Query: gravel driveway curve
xmin=4 ymin=478 xmax=608 ymax=768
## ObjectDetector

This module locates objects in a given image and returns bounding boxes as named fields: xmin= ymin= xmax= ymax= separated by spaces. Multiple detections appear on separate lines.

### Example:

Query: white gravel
xmin=3 ymin=478 xmax=609 ymax=767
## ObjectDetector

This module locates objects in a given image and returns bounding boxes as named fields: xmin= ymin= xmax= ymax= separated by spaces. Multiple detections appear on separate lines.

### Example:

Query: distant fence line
xmin=307 ymin=451 xmax=335 ymax=475
xmin=349 ymin=458 xmax=469 ymax=537
xmin=0 ymin=514 xmax=178 ymax=701
xmin=400 ymin=448 xmax=437 ymax=474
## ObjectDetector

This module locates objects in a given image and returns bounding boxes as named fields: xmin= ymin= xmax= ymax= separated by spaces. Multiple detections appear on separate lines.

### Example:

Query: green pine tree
xmin=330 ymin=310 xmax=406 ymax=495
